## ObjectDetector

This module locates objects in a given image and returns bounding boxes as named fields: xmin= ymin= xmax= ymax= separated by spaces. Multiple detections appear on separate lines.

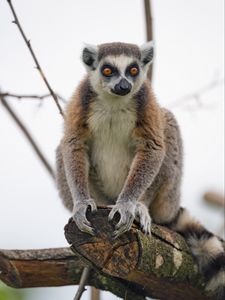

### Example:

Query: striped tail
xmin=169 ymin=207 xmax=225 ymax=300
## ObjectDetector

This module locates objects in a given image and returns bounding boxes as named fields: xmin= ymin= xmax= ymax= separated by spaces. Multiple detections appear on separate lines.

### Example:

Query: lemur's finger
xmin=73 ymin=211 xmax=91 ymax=225
xmin=113 ymin=224 xmax=130 ymax=239
xmin=108 ymin=207 xmax=117 ymax=221
xmin=76 ymin=220 xmax=95 ymax=235
xmin=115 ymin=212 xmax=127 ymax=229
xmin=113 ymin=216 xmax=133 ymax=238
xmin=88 ymin=200 xmax=97 ymax=212
xmin=142 ymin=220 xmax=151 ymax=236
xmin=115 ymin=215 xmax=133 ymax=230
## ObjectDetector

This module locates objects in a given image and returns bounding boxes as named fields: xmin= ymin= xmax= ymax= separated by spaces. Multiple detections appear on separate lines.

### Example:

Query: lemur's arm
xmin=62 ymin=136 xmax=96 ymax=235
xmin=109 ymin=97 xmax=165 ymax=237
xmin=62 ymin=94 xmax=97 ymax=235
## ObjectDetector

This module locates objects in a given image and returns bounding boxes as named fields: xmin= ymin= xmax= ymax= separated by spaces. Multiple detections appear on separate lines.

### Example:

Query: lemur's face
xmin=82 ymin=42 xmax=154 ymax=98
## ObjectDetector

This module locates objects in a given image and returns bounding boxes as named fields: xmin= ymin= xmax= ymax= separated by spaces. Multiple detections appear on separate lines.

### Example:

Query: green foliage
xmin=0 ymin=283 xmax=24 ymax=300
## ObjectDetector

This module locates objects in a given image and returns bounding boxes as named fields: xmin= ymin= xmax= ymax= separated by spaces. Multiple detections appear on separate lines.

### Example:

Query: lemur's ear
xmin=140 ymin=41 xmax=154 ymax=66
xmin=82 ymin=44 xmax=98 ymax=69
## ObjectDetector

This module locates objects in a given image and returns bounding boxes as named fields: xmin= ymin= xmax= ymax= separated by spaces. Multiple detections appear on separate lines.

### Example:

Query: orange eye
xmin=102 ymin=67 xmax=113 ymax=76
xmin=130 ymin=67 xmax=139 ymax=76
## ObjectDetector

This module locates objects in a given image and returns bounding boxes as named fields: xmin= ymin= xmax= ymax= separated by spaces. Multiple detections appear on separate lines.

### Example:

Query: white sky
xmin=0 ymin=1 xmax=224 ymax=300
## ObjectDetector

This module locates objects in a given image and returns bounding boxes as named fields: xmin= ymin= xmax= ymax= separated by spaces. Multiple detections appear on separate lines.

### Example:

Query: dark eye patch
xmin=126 ymin=63 xmax=140 ymax=77
xmin=100 ymin=64 xmax=118 ymax=77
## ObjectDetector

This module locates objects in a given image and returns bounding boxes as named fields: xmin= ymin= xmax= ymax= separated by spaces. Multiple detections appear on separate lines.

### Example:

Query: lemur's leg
xmin=151 ymin=186 xmax=225 ymax=300
xmin=149 ymin=108 xmax=225 ymax=298
xmin=168 ymin=207 xmax=225 ymax=300
xmin=56 ymin=143 xmax=73 ymax=212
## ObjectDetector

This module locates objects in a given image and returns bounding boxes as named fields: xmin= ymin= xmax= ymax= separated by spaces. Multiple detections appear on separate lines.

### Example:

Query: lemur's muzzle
xmin=113 ymin=78 xmax=132 ymax=96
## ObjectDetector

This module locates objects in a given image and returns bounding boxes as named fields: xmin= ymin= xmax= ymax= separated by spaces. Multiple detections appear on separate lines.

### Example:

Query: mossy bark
xmin=65 ymin=208 xmax=215 ymax=300
xmin=0 ymin=208 xmax=218 ymax=299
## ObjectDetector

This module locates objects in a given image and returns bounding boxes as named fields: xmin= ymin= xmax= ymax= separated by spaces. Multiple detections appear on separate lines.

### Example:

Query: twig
xmin=169 ymin=77 xmax=224 ymax=109
xmin=144 ymin=0 xmax=153 ymax=81
xmin=73 ymin=266 xmax=91 ymax=300
xmin=203 ymin=191 xmax=225 ymax=207
xmin=6 ymin=0 xmax=64 ymax=117
xmin=91 ymin=287 xmax=100 ymax=300
xmin=0 ymin=92 xmax=67 ymax=104
xmin=0 ymin=94 xmax=55 ymax=180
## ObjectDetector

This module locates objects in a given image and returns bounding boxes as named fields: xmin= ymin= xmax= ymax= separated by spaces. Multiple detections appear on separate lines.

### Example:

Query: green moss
xmin=136 ymin=230 xmax=206 ymax=289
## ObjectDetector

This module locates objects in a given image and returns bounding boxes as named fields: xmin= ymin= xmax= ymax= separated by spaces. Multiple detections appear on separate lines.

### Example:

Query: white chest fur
xmin=88 ymin=98 xmax=137 ymax=198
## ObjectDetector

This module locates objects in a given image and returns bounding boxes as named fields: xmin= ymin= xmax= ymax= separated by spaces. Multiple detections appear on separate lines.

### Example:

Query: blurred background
xmin=0 ymin=0 xmax=224 ymax=299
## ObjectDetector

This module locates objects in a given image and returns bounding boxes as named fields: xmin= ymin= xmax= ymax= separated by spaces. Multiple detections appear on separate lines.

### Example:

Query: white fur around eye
xmin=103 ymin=55 xmax=134 ymax=74
xmin=89 ymin=54 xmax=147 ymax=97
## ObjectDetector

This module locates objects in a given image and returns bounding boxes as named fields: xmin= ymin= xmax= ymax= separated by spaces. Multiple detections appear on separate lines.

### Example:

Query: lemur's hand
xmin=135 ymin=202 xmax=151 ymax=236
xmin=108 ymin=200 xmax=136 ymax=238
xmin=72 ymin=199 xmax=97 ymax=235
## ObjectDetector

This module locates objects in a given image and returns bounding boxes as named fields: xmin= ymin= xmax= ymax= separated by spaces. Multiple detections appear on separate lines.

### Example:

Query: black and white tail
xmin=169 ymin=207 xmax=225 ymax=300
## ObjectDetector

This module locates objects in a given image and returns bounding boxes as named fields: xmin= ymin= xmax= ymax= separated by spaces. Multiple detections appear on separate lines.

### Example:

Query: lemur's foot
xmin=108 ymin=200 xmax=136 ymax=239
xmin=72 ymin=198 xmax=97 ymax=235
xmin=135 ymin=202 xmax=151 ymax=236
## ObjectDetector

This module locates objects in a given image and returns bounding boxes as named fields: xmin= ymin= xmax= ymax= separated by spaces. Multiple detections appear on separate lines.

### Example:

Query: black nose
xmin=113 ymin=78 xmax=132 ymax=96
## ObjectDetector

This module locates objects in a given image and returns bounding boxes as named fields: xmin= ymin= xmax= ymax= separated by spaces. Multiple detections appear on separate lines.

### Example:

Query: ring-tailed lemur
xmin=56 ymin=42 xmax=225 ymax=299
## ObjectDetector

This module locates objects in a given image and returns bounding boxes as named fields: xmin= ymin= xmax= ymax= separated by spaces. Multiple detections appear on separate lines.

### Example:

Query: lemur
xmin=56 ymin=42 xmax=225 ymax=299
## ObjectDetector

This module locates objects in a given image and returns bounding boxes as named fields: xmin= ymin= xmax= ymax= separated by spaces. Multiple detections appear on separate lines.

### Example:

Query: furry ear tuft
xmin=82 ymin=44 xmax=98 ymax=69
xmin=140 ymin=41 xmax=154 ymax=65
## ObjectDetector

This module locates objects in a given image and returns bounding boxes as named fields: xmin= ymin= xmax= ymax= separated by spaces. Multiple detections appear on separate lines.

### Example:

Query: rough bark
xmin=0 ymin=208 xmax=217 ymax=299
xmin=0 ymin=247 xmax=144 ymax=300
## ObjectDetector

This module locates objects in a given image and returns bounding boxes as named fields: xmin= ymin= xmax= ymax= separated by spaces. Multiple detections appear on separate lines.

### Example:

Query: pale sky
xmin=0 ymin=1 xmax=224 ymax=299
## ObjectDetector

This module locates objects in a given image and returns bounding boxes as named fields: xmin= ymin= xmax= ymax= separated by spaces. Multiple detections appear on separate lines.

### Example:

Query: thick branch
xmin=0 ymin=248 xmax=144 ymax=300
xmin=65 ymin=208 xmax=215 ymax=300
xmin=0 ymin=208 xmax=218 ymax=299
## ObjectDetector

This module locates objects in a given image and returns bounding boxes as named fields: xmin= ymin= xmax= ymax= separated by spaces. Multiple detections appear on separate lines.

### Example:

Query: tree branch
xmin=203 ymin=191 xmax=225 ymax=208
xmin=0 ymin=248 xmax=145 ymax=300
xmin=144 ymin=0 xmax=153 ymax=81
xmin=0 ymin=94 xmax=55 ymax=180
xmin=0 ymin=208 xmax=219 ymax=300
xmin=64 ymin=208 xmax=216 ymax=300
xmin=169 ymin=77 xmax=224 ymax=109
xmin=6 ymin=0 xmax=64 ymax=117
xmin=0 ymin=92 xmax=67 ymax=104
xmin=73 ymin=266 xmax=91 ymax=300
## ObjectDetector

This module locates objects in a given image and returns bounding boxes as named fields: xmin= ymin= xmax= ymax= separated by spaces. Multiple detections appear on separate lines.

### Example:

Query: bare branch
xmin=91 ymin=287 xmax=101 ymax=300
xmin=0 ymin=94 xmax=55 ymax=180
xmin=144 ymin=0 xmax=153 ymax=81
xmin=169 ymin=77 xmax=224 ymax=109
xmin=73 ymin=266 xmax=91 ymax=300
xmin=6 ymin=0 xmax=64 ymax=117
xmin=0 ymin=92 xmax=67 ymax=104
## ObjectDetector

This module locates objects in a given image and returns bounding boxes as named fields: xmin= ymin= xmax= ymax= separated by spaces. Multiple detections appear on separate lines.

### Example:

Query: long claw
xmin=108 ymin=208 xmax=117 ymax=221
xmin=113 ymin=218 xmax=133 ymax=238
xmin=115 ymin=215 xmax=127 ymax=229
xmin=76 ymin=221 xmax=95 ymax=235
xmin=89 ymin=201 xmax=97 ymax=212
